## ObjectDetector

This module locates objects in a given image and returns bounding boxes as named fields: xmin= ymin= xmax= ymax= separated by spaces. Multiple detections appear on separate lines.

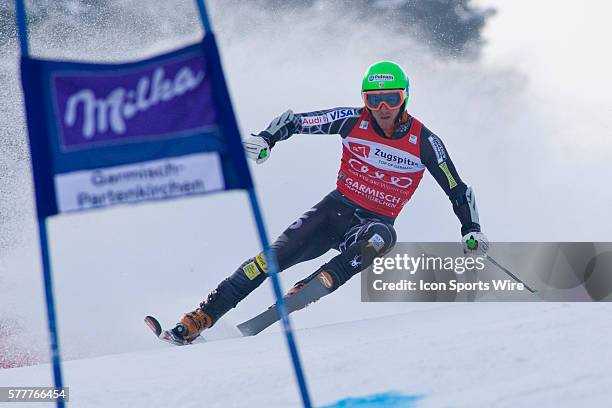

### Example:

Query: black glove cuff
xmin=461 ymin=222 xmax=481 ymax=236
xmin=254 ymin=131 xmax=275 ymax=149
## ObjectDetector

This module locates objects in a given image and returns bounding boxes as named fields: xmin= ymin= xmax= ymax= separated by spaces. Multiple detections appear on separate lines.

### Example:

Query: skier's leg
xmin=288 ymin=219 xmax=397 ymax=297
xmin=174 ymin=194 xmax=348 ymax=342
xmin=234 ymin=219 xmax=398 ymax=336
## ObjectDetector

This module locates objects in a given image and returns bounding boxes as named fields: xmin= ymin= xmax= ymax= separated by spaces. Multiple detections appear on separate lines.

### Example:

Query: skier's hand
xmin=244 ymin=134 xmax=271 ymax=164
xmin=462 ymin=231 xmax=489 ymax=255
xmin=245 ymin=109 xmax=297 ymax=164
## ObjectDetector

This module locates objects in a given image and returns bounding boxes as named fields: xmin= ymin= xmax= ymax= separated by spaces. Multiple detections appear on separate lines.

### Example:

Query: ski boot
xmin=162 ymin=308 xmax=213 ymax=346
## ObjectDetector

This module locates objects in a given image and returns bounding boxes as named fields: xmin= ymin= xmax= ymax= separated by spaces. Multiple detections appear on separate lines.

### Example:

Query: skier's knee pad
xmin=364 ymin=221 xmax=397 ymax=256
xmin=328 ymin=222 xmax=397 ymax=287
xmin=340 ymin=221 xmax=397 ymax=255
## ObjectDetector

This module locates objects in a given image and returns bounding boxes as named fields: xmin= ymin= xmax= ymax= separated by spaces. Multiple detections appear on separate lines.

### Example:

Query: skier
xmin=166 ymin=61 xmax=488 ymax=344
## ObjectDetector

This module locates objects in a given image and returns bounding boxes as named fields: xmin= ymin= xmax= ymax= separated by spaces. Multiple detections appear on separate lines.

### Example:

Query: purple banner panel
xmin=52 ymin=52 xmax=216 ymax=150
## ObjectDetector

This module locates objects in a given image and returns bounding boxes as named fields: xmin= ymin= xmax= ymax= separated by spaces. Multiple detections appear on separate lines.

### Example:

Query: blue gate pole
xmin=16 ymin=2 xmax=64 ymax=407
xmin=15 ymin=0 xmax=29 ymax=56
xmin=193 ymin=0 xmax=312 ymax=406
xmin=247 ymin=188 xmax=313 ymax=408
xmin=194 ymin=0 xmax=213 ymax=34
xmin=38 ymin=219 xmax=66 ymax=408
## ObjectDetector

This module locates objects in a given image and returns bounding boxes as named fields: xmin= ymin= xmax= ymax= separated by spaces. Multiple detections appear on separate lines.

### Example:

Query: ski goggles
xmin=363 ymin=89 xmax=406 ymax=110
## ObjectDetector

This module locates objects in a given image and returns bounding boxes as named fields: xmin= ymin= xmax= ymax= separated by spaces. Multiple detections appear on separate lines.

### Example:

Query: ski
xmin=144 ymin=315 xmax=205 ymax=346
xmin=146 ymin=271 xmax=334 ymax=342
xmin=237 ymin=271 xmax=335 ymax=336
xmin=144 ymin=315 xmax=163 ymax=336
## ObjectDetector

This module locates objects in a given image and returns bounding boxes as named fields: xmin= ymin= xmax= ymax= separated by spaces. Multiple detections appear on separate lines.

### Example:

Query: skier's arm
xmin=419 ymin=126 xmax=481 ymax=236
xmin=245 ymin=107 xmax=362 ymax=164
xmin=255 ymin=107 xmax=362 ymax=147
xmin=294 ymin=107 xmax=363 ymax=137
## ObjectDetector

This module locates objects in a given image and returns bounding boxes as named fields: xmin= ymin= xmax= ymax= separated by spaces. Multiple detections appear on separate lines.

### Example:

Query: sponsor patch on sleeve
xmin=242 ymin=261 xmax=261 ymax=280
xmin=428 ymin=135 xmax=447 ymax=164
xmin=439 ymin=161 xmax=458 ymax=189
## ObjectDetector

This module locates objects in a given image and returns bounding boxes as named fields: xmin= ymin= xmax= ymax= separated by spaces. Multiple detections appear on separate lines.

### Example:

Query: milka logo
xmin=64 ymin=66 xmax=205 ymax=139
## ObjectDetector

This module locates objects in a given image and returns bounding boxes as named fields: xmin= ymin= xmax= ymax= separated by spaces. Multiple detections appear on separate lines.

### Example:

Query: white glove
xmin=244 ymin=134 xmax=270 ymax=164
xmin=462 ymin=231 xmax=489 ymax=255
xmin=244 ymin=109 xmax=297 ymax=164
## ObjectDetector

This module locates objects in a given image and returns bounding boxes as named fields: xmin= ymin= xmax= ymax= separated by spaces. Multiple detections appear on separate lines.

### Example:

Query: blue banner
xmin=21 ymin=35 xmax=251 ymax=218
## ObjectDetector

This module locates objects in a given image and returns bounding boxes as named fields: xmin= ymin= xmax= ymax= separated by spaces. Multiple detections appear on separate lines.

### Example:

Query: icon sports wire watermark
xmin=361 ymin=243 xmax=612 ymax=302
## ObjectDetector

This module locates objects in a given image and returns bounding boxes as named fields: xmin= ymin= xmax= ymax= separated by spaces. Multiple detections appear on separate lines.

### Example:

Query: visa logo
xmin=326 ymin=108 xmax=357 ymax=121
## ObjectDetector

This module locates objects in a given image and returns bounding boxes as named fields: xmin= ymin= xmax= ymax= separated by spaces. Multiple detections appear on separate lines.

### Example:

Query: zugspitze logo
xmin=54 ymin=53 xmax=216 ymax=149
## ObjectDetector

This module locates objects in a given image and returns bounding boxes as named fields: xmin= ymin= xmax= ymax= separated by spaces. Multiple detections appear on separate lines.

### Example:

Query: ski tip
xmin=144 ymin=315 xmax=162 ymax=336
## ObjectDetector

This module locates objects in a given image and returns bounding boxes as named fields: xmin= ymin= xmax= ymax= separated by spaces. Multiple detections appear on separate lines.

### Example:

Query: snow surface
xmin=1 ymin=303 xmax=611 ymax=407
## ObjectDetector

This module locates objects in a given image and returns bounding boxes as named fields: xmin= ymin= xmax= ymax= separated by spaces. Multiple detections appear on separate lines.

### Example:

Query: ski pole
xmin=484 ymin=254 xmax=538 ymax=293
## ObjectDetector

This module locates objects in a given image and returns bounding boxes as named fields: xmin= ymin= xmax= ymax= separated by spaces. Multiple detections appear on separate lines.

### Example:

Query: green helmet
xmin=361 ymin=61 xmax=410 ymax=107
